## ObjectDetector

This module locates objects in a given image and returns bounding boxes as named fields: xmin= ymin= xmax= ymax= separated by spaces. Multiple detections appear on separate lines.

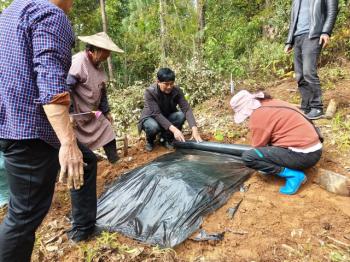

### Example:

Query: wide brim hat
xmin=78 ymin=32 xmax=124 ymax=53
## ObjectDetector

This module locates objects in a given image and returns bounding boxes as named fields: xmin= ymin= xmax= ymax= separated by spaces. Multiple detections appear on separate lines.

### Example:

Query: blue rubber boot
xmin=277 ymin=168 xmax=307 ymax=195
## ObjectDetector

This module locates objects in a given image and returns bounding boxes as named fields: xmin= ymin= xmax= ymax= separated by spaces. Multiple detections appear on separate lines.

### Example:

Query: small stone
xmin=323 ymin=222 xmax=332 ymax=230
xmin=46 ymin=245 xmax=58 ymax=252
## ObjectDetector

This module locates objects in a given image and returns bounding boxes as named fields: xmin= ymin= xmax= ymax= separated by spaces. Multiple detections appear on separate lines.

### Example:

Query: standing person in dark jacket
xmin=285 ymin=0 xmax=338 ymax=119
xmin=138 ymin=68 xmax=203 ymax=152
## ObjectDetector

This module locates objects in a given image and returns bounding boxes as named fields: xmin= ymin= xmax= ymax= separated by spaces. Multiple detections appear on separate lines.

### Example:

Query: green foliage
xmin=108 ymin=81 xmax=145 ymax=133
xmin=105 ymin=0 xmax=198 ymax=85
xmin=204 ymin=3 xmax=263 ymax=75
xmin=0 ymin=0 xmax=11 ymax=12
xmin=203 ymin=0 xmax=292 ymax=79
xmin=79 ymin=231 xmax=144 ymax=262
xmin=319 ymin=64 xmax=349 ymax=90
xmin=3 ymin=0 xmax=350 ymax=84
xmin=331 ymin=112 xmax=350 ymax=151
xmin=69 ymin=0 xmax=101 ymax=37
xmin=330 ymin=250 xmax=350 ymax=262
xmin=214 ymin=131 xmax=224 ymax=141
xmin=245 ymin=39 xmax=293 ymax=79
xmin=167 ymin=58 xmax=224 ymax=107
xmin=321 ymin=0 xmax=350 ymax=62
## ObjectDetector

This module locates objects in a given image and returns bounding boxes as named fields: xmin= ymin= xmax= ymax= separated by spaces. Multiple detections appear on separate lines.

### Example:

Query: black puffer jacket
xmin=286 ymin=0 xmax=338 ymax=45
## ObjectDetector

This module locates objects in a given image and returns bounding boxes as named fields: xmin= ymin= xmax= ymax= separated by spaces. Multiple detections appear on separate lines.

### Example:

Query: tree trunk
xmin=159 ymin=0 xmax=167 ymax=66
xmin=100 ymin=0 xmax=114 ymax=81
xmin=196 ymin=0 xmax=206 ymax=61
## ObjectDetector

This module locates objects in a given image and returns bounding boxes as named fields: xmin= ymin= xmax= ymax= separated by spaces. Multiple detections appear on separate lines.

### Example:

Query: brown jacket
xmin=138 ymin=84 xmax=196 ymax=131
xmin=249 ymin=99 xmax=319 ymax=149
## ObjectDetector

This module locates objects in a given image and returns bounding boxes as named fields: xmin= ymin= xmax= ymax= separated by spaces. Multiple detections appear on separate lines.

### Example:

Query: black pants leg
xmin=142 ymin=112 xmax=186 ymax=143
xmin=70 ymin=143 xmax=97 ymax=233
xmin=142 ymin=118 xmax=161 ymax=145
xmin=241 ymin=146 xmax=322 ymax=175
xmin=102 ymin=139 xmax=119 ymax=164
xmin=160 ymin=112 xmax=186 ymax=142
xmin=0 ymin=139 xmax=59 ymax=262
xmin=294 ymin=34 xmax=323 ymax=111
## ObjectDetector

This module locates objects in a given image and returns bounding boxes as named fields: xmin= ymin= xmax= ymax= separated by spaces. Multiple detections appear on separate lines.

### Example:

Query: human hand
xmin=190 ymin=126 xmax=203 ymax=142
xmin=58 ymin=142 xmax=84 ymax=190
xmin=169 ymin=125 xmax=185 ymax=142
xmin=43 ymin=104 xmax=84 ymax=190
xmin=284 ymin=44 xmax=293 ymax=54
xmin=319 ymin=34 xmax=330 ymax=48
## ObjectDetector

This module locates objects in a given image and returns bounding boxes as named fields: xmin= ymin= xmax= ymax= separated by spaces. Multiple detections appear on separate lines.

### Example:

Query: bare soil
xmin=1 ymin=77 xmax=350 ymax=262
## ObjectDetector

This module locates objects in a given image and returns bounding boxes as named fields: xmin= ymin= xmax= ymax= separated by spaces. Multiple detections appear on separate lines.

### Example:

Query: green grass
xmin=330 ymin=111 xmax=350 ymax=151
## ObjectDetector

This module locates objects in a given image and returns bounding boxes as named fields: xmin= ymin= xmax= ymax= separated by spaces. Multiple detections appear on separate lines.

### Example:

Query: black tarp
xmin=96 ymin=144 xmax=252 ymax=247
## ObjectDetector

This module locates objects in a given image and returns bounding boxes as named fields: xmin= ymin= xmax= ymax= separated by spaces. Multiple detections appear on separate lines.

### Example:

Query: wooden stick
xmin=325 ymin=99 xmax=338 ymax=119
xmin=327 ymin=236 xmax=350 ymax=248
xmin=123 ymin=135 xmax=128 ymax=157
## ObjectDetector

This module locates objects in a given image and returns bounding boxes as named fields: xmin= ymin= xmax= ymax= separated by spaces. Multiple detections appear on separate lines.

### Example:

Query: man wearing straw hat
xmin=67 ymin=32 xmax=124 ymax=164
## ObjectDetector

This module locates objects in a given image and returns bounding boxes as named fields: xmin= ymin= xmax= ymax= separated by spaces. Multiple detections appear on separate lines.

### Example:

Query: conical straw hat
xmin=78 ymin=32 xmax=124 ymax=53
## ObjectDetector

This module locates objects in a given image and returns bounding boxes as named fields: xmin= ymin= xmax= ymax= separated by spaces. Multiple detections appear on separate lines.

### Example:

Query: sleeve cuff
xmin=48 ymin=92 xmax=70 ymax=106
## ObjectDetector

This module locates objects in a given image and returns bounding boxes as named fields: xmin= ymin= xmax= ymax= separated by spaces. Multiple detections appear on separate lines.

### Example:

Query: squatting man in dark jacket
xmin=138 ymin=68 xmax=203 ymax=152
xmin=285 ymin=0 xmax=338 ymax=119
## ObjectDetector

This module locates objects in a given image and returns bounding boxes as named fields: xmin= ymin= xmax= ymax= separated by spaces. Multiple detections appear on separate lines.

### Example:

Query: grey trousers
xmin=294 ymin=34 xmax=323 ymax=111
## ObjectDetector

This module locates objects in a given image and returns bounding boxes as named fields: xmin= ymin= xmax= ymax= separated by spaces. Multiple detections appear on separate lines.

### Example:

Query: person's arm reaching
xmin=169 ymin=125 xmax=186 ymax=142
xmin=32 ymin=9 xmax=83 ymax=190
xmin=44 ymin=103 xmax=84 ymax=190
xmin=177 ymin=88 xmax=203 ymax=142
xmin=190 ymin=126 xmax=203 ymax=142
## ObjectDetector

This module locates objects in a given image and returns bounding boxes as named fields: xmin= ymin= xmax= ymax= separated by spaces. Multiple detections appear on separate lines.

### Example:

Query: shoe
xmin=66 ymin=226 xmax=100 ymax=243
xmin=108 ymin=154 xmax=120 ymax=164
xmin=277 ymin=168 xmax=307 ymax=195
xmin=302 ymin=108 xmax=311 ymax=115
xmin=164 ymin=140 xmax=174 ymax=150
xmin=145 ymin=142 xmax=154 ymax=152
xmin=306 ymin=108 xmax=323 ymax=120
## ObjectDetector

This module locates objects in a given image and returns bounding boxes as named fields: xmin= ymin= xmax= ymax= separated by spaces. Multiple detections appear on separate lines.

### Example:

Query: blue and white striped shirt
xmin=0 ymin=0 xmax=74 ymax=147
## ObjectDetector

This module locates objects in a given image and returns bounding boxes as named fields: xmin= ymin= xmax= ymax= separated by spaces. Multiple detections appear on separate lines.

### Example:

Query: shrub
xmin=166 ymin=58 xmax=225 ymax=107
xmin=108 ymin=81 xmax=145 ymax=134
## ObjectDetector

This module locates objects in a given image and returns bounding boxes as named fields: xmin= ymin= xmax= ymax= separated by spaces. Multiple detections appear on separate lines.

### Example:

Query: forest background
xmin=1 ymin=0 xmax=349 ymax=135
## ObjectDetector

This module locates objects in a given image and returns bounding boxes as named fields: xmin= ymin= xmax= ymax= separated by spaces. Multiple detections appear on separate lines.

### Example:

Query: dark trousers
xmin=0 ymin=139 xmax=96 ymax=262
xmin=241 ymin=146 xmax=322 ymax=175
xmin=294 ymin=34 xmax=323 ymax=111
xmin=70 ymin=143 xmax=97 ymax=234
xmin=142 ymin=112 xmax=186 ymax=144
xmin=103 ymin=139 xmax=119 ymax=163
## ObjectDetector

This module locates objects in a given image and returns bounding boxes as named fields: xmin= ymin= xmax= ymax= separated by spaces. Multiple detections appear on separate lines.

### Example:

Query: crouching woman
xmin=230 ymin=90 xmax=322 ymax=195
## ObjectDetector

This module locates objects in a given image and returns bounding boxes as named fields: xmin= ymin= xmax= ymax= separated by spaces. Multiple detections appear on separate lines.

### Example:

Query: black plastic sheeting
xmin=174 ymin=141 xmax=252 ymax=156
xmin=96 ymin=143 xmax=253 ymax=247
